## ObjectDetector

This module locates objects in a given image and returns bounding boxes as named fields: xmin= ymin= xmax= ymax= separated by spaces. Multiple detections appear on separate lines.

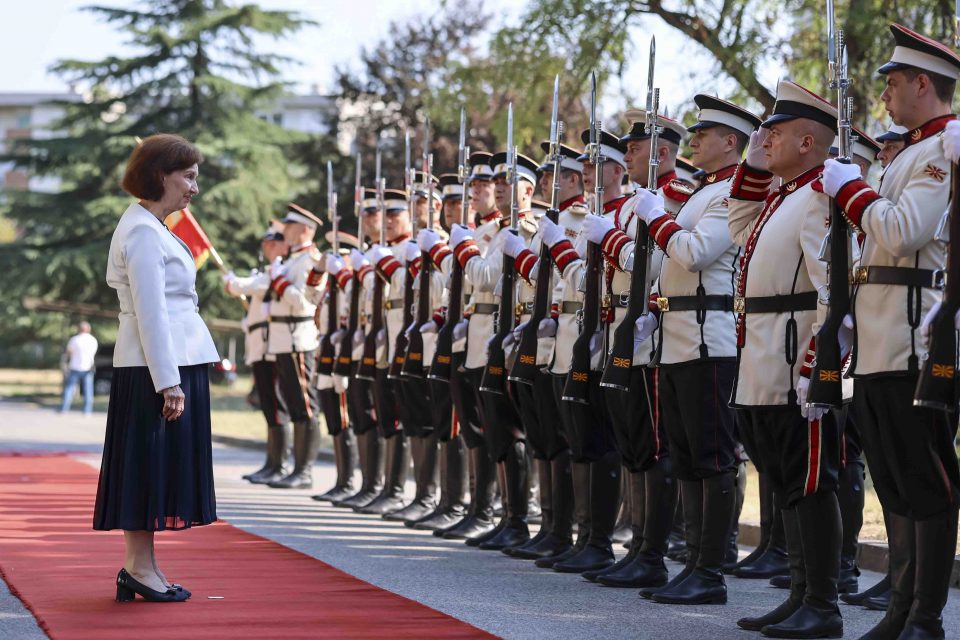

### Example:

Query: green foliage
xmin=0 ymin=0 xmax=316 ymax=352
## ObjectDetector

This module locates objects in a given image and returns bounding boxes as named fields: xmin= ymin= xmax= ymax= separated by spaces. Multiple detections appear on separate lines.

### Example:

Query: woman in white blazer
xmin=93 ymin=134 xmax=220 ymax=603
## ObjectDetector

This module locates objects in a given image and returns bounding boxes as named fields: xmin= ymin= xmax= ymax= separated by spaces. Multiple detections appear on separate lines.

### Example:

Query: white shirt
xmin=66 ymin=333 xmax=98 ymax=371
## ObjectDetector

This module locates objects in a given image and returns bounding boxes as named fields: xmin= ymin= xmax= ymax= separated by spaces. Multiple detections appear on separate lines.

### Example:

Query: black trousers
xmin=737 ymin=405 xmax=842 ymax=508
xmin=854 ymin=375 xmax=960 ymax=519
xmin=251 ymin=360 xmax=289 ymax=428
xmin=465 ymin=366 xmax=524 ymax=462
xmin=448 ymin=352 xmax=485 ymax=449
xmin=659 ymin=360 xmax=738 ymax=480
xmin=373 ymin=367 xmax=402 ymax=439
xmin=274 ymin=350 xmax=318 ymax=424
xmin=556 ymin=372 xmax=618 ymax=463
xmin=603 ymin=366 xmax=668 ymax=473
xmin=399 ymin=375 xmax=434 ymax=438
xmin=318 ymin=387 xmax=348 ymax=436
xmin=513 ymin=368 xmax=568 ymax=461
xmin=347 ymin=374 xmax=378 ymax=436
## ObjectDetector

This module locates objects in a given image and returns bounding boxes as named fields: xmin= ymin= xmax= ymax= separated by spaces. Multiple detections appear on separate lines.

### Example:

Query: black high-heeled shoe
xmin=166 ymin=583 xmax=191 ymax=598
xmin=115 ymin=569 xmax=188 ymax=603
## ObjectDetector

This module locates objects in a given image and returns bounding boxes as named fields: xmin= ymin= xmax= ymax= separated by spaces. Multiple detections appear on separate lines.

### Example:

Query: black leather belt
xmin=602 ymin=293 xmax=630 ymax=308
xmin=560 ymin=301 xmax=582 ymax=315
xmin=383 ymin=298 xmax=404 ymax=310
xmin=270 ymin=315 xmax=314 ymax=323
xmin=247 ymin=321 xmax=269 ymax=331
xmin=656 ymin=295 xmax=733 ymax=312
xmin=850 ymin=266 xmax=945 ymax=289
xmin=470 ymin=303 xmax=498 ymax=315
xmin=733 ymin=292 xmax=818 ymax=314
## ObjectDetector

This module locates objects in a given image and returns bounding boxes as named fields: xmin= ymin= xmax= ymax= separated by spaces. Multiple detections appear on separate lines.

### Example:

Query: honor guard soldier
xmin=502 ymin=143 xmax=586 ymax=562
xmin=265 ymin=204 xmax=324 ymax=489
xmin=822 ymin=24 xmax=960 ymax=640
xmin=876 ymin=124 xmax=907 ymax=169
xmin=726 ymin=80 xmax=843 ymax=638
xmin=421 ymin=152 xmax=500 ymax=543
xmin=412 ymin=173 xmax=469 ymax=532
xmin=309 ymin=232 xmax=361 ymax=504
xmin=675 ymin=156 xmax=700 ymax=187
xmin=357 ymin=190 xmax=413 ymax=516
xmin=224 ymin=224 xmax=292 ymax=485
xmin=334 ymin=190 xmax=386 ymax=510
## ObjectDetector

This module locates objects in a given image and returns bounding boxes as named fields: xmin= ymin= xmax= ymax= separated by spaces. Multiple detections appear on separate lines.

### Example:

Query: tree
xmin=0 ymin=0 xmax=315 ymax=354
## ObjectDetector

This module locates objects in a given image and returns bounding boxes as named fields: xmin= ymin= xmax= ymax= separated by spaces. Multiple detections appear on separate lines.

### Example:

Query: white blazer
xmin=106 ymin=203 xmax=220 ymax=392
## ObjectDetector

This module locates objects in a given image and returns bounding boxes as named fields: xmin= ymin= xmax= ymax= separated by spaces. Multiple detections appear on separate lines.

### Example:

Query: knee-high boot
xmin=738 ymin=506 xmax=806 ymax=630
xmin=337 ymin=431 xmax=385 ymax=508
xmin=537 ymin=460 xmax=590 ymax=568
xmin=443 ymin=445 xmax=497 ymax=540
xmin=843 ymin=506 xmax=892 ymax=607
xmin=723 ymin=461 xmax=747 ymax=571
xmin=527 ymin=449 xmax=542 ymax=523
xmin=896 ymin=509 xmax=958 ymax=639
xmin=356 ymin=434 xmax=409 ymax=514
xmin=762 ymin=490 xmax=842 ymax=638
xmin=612 ymin=467 xmax=633 ymax=546
xmin=386 ymin=432 xmax=439 ymax=522
xmin=859 ymin=512 xmax=916 ymax=639
xmin=415 ymin=435 xmax=469 ymax=530
xmin=837 ymin=459 xmax=865 ymax=594
xmin=652 ymin=472 xmax=733 ymax=605
xmin=505 ymin=457 xmax=552 ymax=556
xmin=515 ymin=451 xmax=573 ymax=560
xmin=553 ymin=451 xmax=619 ymax=573
xmin=249 ymin=423 xmax=292 ymax=485
xmin=734 ymin=471 xmax=789 ymax=578
xmin=643 ymin=477 xmax=702 ymax=599
xmin=467 ymin=462 xmax=509 ymax=546
xmin=480 ymin=440 xmax=530 ymax=550
xmin=585 ymin=469 xmax=643 ymax=581
xmin=313 ymin=429 xmax=358 ymax=502
xmin=268 ymin=419 xmax=319 ymax=489
xmin=243 ymin=424 xmax=277 ymax=481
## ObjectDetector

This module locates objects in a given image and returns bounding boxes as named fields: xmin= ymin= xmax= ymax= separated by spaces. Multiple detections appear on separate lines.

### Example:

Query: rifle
xmin=355 ymin=147 xmax=386 ymax=381
xmin=509 ymin=75 xmax=562 ymax=385
xmin=808 ymin=4 xmax=853 ymax=407
xmin=334 ymin=152 xmax=363 ymax=377
xmin=562 ymin=72 xmax=604 ymax=404
xmin=428 ymin=108 xmax=470 ymax=382
xmin=601 ymin=37 xmax=658 ymax=391
xmin=402 ymin=118 xmax=435 ymax=378
xmin=316 ymin=160 xmax=340 ymax=376
xmin=388 ymin=130 xmax=417 ymax=379
xmin=480 ymin=103 xmax=519 ymax=395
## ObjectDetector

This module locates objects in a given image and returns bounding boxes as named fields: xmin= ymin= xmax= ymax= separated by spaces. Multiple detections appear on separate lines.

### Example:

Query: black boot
xmin=313 ymin=429 xmax=358 ymax=502
xmin=466 ymin=462 xmax=508 ymax=546
xmin=443 ymin=445 xmax=497 ymax=540
xmin=526 ymin=450 xmax=542 ymax=524
xmin=243 ymin=424 xmax=276 ymax=481
xmin=837 ymin=459 xmax=865 ymax=594
xmin=585 ymin=469 xmax=643 ymax=581
xmin=415 ymin=436 xmax=469 ymax=531
xmin=738 ymin=507 xmax=806 ymax=631
xmin=506 ymin=457 xmax=552 ymax=556
xmin=480 ymin=441 xmax=530 ymax=550
xmin=516 ymin=452 xmax=574 ymax=560
xmin=249 ymin=423 xmax=292 ymax=484
xmin=599 ymin=458 xmax=677 ymax=588
xmin=653 ymin=472 xmax=733 ymax=605
xmin=268 ymin=419 xmax=319 ymax=489
xmin=735 ymin=475 xmax=789 ymax=579
xmin=842 ymin=574 xmax=890 ymax=606
xmin=863 ymin=587 xmax=893 ymax=611
xmin=641 ymin=477 xmax=701 ymax=599
xmin=537 ymin=460 xmax=589 ymax=568
xmin=553 ymin=451 xmax=619 ymax=573
xmin=387 ymin=432 xmax=439 ymax=522
xmin=896 ymin=509 xmax=958 ymax=639
xmin=665 ymin=497 xmax=687 ymax=563
xmin=356 ymin=434 xmax=409 ymax=514
xmin=723 ymin=461 xmax=747 ymax=571
xmin=611 ymin=468 xmax=633 ymax=546
xmin=761 ymin=490 xmax=842 ymax=639
xmin=859 ymin=512 xmax=915 ymax=639
xmin=730 ymin=470 xmax=774 ymax=571
xmin=336 ymin=431 xmax=385 ymax=509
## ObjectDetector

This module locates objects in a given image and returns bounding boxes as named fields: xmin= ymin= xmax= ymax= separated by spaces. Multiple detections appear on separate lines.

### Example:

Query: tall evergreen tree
xmin=0 ymin=0 xmax=315 ymax=352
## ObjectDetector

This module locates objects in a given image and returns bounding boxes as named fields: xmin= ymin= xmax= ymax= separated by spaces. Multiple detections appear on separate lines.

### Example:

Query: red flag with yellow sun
xmin=166 ymin=207 xmax=214 ymax=269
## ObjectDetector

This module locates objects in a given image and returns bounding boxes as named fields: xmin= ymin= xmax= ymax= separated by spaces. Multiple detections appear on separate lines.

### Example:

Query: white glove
xmin=633 ymin=313 xmax=658 ymax=344
xmin=538 ymin=318 xmax=557 ymax=338
xmin=540 ymin=218 xmax=566 ymax=248
xmin=222 ymin=270 xmax=236 ymax=284
xmin=450 ymin=224 xmax=474 ymax=249
xmin=796 ymin=376 xmax=827 ymax=421
xmin=330 ymin=328 xmax=347 ymax=345
xmin=839 ymin=314 xmax=854 ymax=359
xmin=368 ymin=245 xmax=392 ymax=264
xmin=821 ymin=159 xmax=862 ymax=198
xmin=404 ymin=321 xmax=417 ymax=338
xmin=352 ymin=328 xmax=365 ymax=349
xmin=942 ymin=120 xmax=960 ymax=164
xmin=452 ymin=319 xmax=468 ymax=342
xmin=402 ymin=240 xmax=420 ymax=264
xmin=269 ymin=256 xmax=287 ymax=278
xmin=745 ymin=128 xmax=771 ymax=170
xmin=583 ymin=214 xmax=615 ymax=245
xmin=918 ymin=301 xmax=959 ymax=346
xmin=375 ymin=328 xmax=386 ymax=350
xmin=501 ymin=332 xmax=517 ymax=351
xmin=512 ymin=321 xmax=528 ymax=342
xmin=418 ymin=228 xmax=442 ymax=252
xmin=633 ymin=189 xmax=667 ymax=225
xmin=349 ymin=248 xmax=369 ymax=270
xmin=325 ymin=253 xmax=344 ymax=274
xmin=419 ymin=320 xmax=438 ymax=334
xmin=502 ymin=232 xmax=526 ymax=258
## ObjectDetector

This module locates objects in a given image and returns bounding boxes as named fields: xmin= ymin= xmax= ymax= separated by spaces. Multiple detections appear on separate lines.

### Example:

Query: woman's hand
xmin=161 ymin=385 xmax=185 ymax=421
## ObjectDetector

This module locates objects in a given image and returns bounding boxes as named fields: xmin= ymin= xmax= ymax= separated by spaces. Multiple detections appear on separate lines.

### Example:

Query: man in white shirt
xmin=61 ymin=322 xmax=98 ymax=414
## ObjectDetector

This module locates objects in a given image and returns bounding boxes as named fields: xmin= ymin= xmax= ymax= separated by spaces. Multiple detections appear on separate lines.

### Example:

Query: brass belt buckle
xmin=465 ymin=304 xmax=475 ymax=315
xmin=618 ymin=292 xmax=630 ymax=307
xmin=852 ymin=266 xmax=869 ymax=284
xmin=602 ymin=293 xmax=612 ymax=308
xmin=733 ymin=296 xmax=745 ymax=314
xmin=515 ymin=303 xmax=524 ymax=316
xmin=656 ymin=297 xmax=670 ymax=312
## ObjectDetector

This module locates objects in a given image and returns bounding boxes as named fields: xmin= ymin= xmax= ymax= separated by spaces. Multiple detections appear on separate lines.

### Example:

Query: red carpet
xmin=0 ymin=454 xmax=496 ymax=639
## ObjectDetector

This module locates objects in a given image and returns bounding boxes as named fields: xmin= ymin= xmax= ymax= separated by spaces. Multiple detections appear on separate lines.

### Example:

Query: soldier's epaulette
xmin=519 ymin=217 xmax=538 ymax=237
xmin=308 ymin=246 xmax=323 ymax=260
xmin=566 ymin=203 xmax=589 ymax=216
xmin=663 ymin=180 xmax=694 ymax=203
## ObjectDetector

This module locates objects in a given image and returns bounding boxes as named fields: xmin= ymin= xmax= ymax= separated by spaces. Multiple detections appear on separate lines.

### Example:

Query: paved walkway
xmin=2 ymin=401 xmax=959 ymax=639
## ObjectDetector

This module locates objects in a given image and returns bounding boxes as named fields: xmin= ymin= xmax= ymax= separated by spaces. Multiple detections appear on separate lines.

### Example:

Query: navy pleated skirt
xmin=93 ymin=364 xmax=217 ymax=531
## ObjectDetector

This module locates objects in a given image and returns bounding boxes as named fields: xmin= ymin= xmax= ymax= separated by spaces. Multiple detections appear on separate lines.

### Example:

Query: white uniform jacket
xmin=107 ymin=203 xmax=219 ymax=392
xmin=267 ymin=243 xmax=321 ymax=355
xmin=226 ymin=271 xmax=272 ymax=365
xmin=836 ymin=115 xmax=954 ymax=377
xmin=373 ymin=235 xmax=413 ymax=367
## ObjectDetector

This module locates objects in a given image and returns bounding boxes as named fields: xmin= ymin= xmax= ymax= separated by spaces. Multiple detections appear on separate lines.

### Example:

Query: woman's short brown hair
xmin=121 ymin=134 xmax=203 ymax=201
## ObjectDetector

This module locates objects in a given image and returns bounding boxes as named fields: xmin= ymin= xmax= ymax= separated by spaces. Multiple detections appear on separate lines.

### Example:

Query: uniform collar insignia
xmin=602 ymin=194 xmax=630 ymax=213
xmin=780 ymin=165 xmax=823 ymax=195
xmin=387 ymin=233 xmax=411 ymax=246
xmin=904 ymin=114 xmax=956 ymax=147
xmin=479 ymin=210 xmax=502 ymax=224
xmin=702 ymin=164 xmax=738 ymax=185
xmin=559 ymin=195 xmax=586 ymax=210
